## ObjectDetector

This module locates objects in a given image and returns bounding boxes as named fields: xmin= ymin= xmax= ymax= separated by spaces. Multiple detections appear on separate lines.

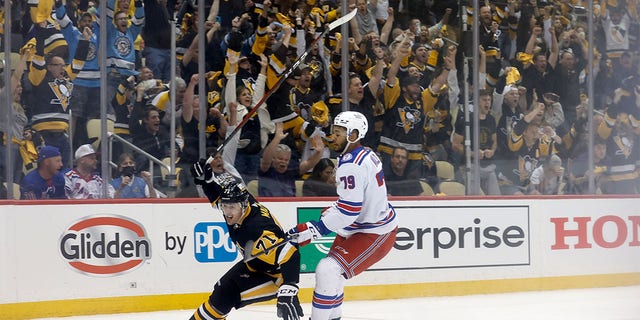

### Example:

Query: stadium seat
xmin=3 ymin=182 xmax=21 ymax=199
xmin=295 ymin=180 xmax=304 ymax=197
xmin=246 ymin=180 xmax=259 ymax=196
xmin=160 ymin=157 xmax=182 ymax=190
xmin=86 ymin=119 xmax=115 ymax=151
xmin=419 ymin=180 xmax=434 ymax=196
xmin=558 ymin=182 xmax=567 ymax=195
xmin=436 ymin=161 xmax=455 ymax=181
xmin=438 ymin=181 xmax=466 ymax=196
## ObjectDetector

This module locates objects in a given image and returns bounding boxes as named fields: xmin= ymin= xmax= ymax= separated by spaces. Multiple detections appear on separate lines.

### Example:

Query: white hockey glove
xmin=287 ymin=221 xmax=327 ymax=247
xmin=277 ymin=284 xmax=303 ymax=320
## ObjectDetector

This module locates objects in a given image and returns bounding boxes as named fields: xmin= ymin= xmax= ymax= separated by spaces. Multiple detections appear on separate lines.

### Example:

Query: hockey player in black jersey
xmin=189 ymin=159 xmax=303 ymax=320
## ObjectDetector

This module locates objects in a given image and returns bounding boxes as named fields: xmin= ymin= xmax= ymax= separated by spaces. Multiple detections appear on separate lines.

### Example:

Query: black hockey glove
xmin=276 ymin=284 xmax=303 ymax=320
xmin=191 ymin=158 xmax=213 ymax=185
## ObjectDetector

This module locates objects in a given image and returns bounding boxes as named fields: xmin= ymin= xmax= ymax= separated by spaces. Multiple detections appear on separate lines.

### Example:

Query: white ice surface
xmin=33 ymin=285 xmax=640 ymax=320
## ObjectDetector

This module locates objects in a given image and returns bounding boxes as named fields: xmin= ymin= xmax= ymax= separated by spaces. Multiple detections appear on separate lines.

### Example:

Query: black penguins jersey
xmin=228 ymin=202 xmax=297 ymax=279
xmin=29 ymin=37 xmax=89 ymax=132
xmin=507 ymin=119 xmax=558 ymax=185
xmin=289 ymin=85 xmax=323 ymax=122
xmin=199 ymin=176 xmax=299 ymax=283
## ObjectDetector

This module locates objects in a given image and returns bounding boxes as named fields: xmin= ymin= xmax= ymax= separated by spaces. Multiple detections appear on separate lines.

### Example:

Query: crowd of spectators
xmin=1 ymin=0 xmax=640 ymax=199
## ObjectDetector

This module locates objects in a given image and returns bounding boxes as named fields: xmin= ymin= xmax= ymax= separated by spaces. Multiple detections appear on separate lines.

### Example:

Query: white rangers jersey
xmin=65 ymin=169 xmax=115 ymax=199
xmin=321 ymin=146 xmax=397 ymax=237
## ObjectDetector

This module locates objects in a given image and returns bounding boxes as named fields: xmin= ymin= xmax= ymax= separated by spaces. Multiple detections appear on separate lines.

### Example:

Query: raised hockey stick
xmin=243 ymin=237 xmax=291 ymax=262
xmin=207 ymin=8 xmax=358 ymax=164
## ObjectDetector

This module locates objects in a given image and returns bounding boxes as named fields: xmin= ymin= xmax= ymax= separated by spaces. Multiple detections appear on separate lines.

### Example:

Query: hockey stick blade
xmin=327 ymin=8 xmax=357 ymax=32
xmin=206 ymin=8 xmax=358 ymax=164
xmin=243 ymin=238 xmax=291 ymax=262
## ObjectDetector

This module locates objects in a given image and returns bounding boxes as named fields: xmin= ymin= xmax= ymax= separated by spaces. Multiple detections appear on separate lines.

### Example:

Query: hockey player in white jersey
xmin=288 ymin=111 xmax=398 ymax=320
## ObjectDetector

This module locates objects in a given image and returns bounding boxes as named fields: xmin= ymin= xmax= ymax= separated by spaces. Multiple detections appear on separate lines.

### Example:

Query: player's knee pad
xmin=315 ymin=257 xmax=345 ymax=291
xmin=316 ymin=257 xmax=343 ymax=277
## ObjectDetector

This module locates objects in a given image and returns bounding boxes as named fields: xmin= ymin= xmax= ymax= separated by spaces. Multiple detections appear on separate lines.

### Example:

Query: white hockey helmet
xmin=333 ymin=111 xmax=368 ymax=141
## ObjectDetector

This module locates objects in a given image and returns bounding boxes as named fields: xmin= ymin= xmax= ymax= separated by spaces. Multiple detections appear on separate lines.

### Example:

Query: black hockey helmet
xmin=220 ymin=181 xmax=249 ymax=204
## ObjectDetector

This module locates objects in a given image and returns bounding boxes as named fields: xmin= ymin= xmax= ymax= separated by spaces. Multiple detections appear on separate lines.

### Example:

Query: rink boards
xmin=1 ymin=196 xmax=640 ymax=319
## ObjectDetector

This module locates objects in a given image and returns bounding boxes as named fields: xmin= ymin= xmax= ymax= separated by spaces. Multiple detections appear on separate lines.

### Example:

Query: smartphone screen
xmin=543 ymin=93 xmax=560 ymax=103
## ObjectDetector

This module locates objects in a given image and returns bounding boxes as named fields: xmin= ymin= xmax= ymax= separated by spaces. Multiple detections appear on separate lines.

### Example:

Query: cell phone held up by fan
xmin=121 ymin=166 xmax=136 ymax=179
xmin=543 ymin=92 xmax=560 ymax=103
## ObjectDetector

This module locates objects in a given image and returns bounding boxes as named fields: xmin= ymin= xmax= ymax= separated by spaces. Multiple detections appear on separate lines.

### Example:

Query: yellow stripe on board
xmin=0 ymin=292 xmax=211 ymax=320
xmin=3 ymin=273 xmax=640 ymax=320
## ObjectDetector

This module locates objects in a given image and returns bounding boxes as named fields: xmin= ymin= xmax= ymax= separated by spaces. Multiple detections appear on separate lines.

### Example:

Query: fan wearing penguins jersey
xmin=189 ymin=161 xmax=303 ymax=320
xmin=288 ymin=111 xmax=398 ymax=320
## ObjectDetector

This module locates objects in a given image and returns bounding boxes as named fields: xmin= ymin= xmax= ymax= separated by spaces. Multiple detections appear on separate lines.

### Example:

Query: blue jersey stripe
xmin=344 ymin=207 xmax=396 ymax=231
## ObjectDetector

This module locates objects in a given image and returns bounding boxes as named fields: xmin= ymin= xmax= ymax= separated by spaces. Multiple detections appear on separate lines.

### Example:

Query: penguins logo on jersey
xmin=48 ymin=78 xmax=73 ymax=110
xmin=515 ymin=155 xmax=538 ymax=182
xmin=205 ymin=123 xmax=218 ymax=134
xmin=500 ymin=114 xmax=522 ymax=137
xmin=207 ymin=90 xmax=220 ymax=107
xmin=611 ymin=25 xmax=626 ymax=44
xmin=296 ymin=101 xmax=312 ymax=120
xmin=614 ymin=134 xmax=633 ymax=158
xmin=87 ymin=41 xmax=97 ymax=61
xmin=115 ymin=35 xmax=132 ymax=56
xmin=396 ymin=106 xmax=422 ymax=133
xmin=240 ymin=77 xmax=257 ymax=95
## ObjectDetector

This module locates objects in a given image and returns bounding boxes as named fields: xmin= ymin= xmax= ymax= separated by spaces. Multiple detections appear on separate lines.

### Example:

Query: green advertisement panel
xmin=297 ymin=207 xmax=336 ymax=273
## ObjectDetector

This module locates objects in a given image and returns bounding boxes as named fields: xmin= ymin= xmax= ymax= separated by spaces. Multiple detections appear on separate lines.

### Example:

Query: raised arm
xmin=260 ymin=122 xmax=288 ymax=173
xmin=548 ymin=25 xmax=558 ymax=69
xmin=252 ymin=54 xmax=268 ymax=104
xmin=206 ymin=20 xmax=221 ymax=44
xmin=478 ymin=45 xmax=487 ymax=89
xmin=379 ymin=7 xmax=394 ymax=45
xmin=368 ymin=50 xmax=386 ymax=97
xmin=299 ymin=135 xmax=325 ymax=175
xmin=294 ymin=9 xmax=306 ymax=58
xmin=349 ymin=3 xmax=362 ymax=44
xmin=224 ymin=52 xmax=240 ymax=110
xmin=223 ymin=101 xmax=239 ymax=166
xmin=280 ymin=24 xmax=294 ymax=49
xmin=446 ymin=46 xmax=459 ymax=107
xmin=182 ymin=74 xmax=199 ymax=123
xmin=428 ymin=46 xmax=455 ymax=96
xmin=206 ymin=0 xmax=220 ymax=23
xmin=386 ymin=33 xmax=412 ymax=87
xmin=182 ymin=36 xmax=198 ymax=66
xmin=524 ymin=26 xmax=542 ymax=55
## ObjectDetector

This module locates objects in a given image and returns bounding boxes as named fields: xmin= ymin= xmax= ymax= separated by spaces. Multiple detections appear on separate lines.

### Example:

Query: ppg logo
xmin=194 ymin=222 xmax=237 ymax=262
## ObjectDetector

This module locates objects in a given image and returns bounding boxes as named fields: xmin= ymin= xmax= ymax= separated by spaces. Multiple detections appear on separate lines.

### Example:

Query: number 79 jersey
xmin=322 ymin=146 xmax=397 ymax=237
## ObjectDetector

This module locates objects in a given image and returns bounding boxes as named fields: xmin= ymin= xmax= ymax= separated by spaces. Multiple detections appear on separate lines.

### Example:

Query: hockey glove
xmin=287 ymin=221 xmax=327 ymax=247
xmin=276 ymin=284 xmax=303 ymax=320
xmin=191 ymin=158 xmax=213 ymax=185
